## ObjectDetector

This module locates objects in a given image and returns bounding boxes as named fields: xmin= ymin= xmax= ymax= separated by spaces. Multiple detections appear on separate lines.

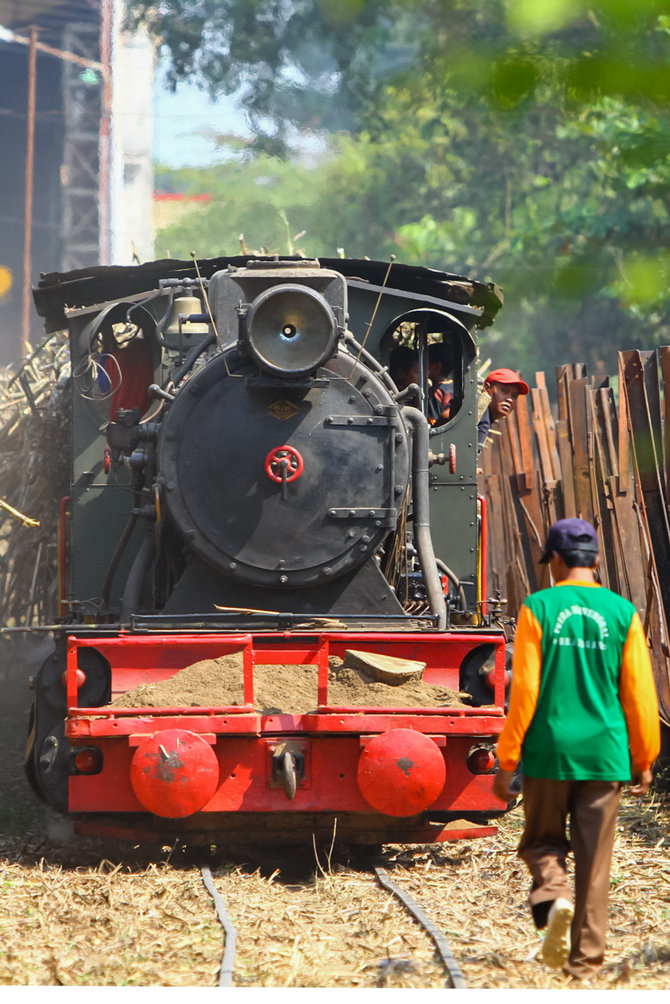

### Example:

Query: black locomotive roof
xmin=32 ymin=255 xmax=503 ymax=333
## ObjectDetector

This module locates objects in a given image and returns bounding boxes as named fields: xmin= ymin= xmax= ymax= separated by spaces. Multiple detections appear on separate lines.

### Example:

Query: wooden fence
xmin=480 ymin=350 xmax=670 ymax=726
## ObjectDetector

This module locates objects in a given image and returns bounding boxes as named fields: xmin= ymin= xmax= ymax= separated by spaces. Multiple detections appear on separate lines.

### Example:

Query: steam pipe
xmin=342 ymin=331 xmax=397 ymax=393
xmin=401 ymin=406 xmax=447 ymax=630
xmin=101 ymin=510 xmax=138 ymax=612
xmin=120 ymin=536 xmax=154 ymax=625
xmin=435 ymin=558 xmax=467 ymax=613
xmin=174 ymin=331 xmax=217 ymax=385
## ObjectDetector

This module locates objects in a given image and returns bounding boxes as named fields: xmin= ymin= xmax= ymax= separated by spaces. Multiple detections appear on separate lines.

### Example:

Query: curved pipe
xmin=401 ymin=406 xmax=447 ymax=630
xmin=173 ymin=330 xmax=217 ymax=385
xmin=342 ymin=331 xmax=397 ymax=393
xmin=395 ymin=381 xmax=422 ymax=408
xmin=120 ymin=536 xmax=154 ymax=625
xmin=101 ymin=510 xmax=138 ymax=612
xmin=436 ymin=558 xmax=467 ymax=613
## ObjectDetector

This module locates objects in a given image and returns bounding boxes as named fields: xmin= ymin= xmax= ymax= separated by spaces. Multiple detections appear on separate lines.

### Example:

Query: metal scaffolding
xmin=60 ymin=20 xmax=105 ymax=272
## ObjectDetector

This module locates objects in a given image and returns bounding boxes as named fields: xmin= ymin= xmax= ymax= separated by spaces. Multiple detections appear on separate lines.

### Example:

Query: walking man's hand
xmin=493 ymin=769 xmax=516 ymax=802
xmin=629 ymin=768 xmax=653 ymax=796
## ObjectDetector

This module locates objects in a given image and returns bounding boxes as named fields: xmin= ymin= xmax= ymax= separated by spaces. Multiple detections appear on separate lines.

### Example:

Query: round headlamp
xmin=244 ymin=284 xmax=338 ymax=377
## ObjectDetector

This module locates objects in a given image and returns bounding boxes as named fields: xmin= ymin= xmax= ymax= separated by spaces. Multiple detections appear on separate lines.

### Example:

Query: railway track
xmin=200 ymin=855 xmax=467 ymax=988
xmin=3 ymin=793 xmax=668 ymax=988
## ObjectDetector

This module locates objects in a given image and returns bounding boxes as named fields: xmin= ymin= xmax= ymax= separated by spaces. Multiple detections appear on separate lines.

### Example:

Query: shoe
xmin=542 ymin=898 xmax=574 ymax=968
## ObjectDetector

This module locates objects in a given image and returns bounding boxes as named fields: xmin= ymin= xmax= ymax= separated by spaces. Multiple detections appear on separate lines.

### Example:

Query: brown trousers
xmin=518 ymin=776 xmax=622 ymax=978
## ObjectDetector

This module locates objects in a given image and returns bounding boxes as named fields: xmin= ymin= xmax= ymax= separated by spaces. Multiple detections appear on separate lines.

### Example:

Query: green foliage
xmin=126 ymin=0 xmax=395 ymax=153
xmin=142 ymin=0 xmax=670 ymax=379
xmin=154 ymin=156 xmax=325 ymax=258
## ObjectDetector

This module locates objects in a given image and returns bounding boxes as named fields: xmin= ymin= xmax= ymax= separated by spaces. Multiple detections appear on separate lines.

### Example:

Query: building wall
xmin=110 ymin=13 xmax=155 ymax=265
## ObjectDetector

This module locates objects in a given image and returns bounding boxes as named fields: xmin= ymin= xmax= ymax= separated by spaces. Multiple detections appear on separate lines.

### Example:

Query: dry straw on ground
xmin=0 ymin=791 xmax=668 ymax=988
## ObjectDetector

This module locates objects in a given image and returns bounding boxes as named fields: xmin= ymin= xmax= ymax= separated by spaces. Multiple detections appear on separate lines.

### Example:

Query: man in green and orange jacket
xmin=493 ymin=518 xmax=660 ymax=980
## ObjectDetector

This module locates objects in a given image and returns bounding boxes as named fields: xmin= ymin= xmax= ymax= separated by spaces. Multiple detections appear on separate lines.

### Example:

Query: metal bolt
xmin=229 ymin=561 xmax=237 ymax=570
xmin=323 ymin=567 xmax=333 ymax=576
xmin=280 ymin=574 xmax=288 ymax=584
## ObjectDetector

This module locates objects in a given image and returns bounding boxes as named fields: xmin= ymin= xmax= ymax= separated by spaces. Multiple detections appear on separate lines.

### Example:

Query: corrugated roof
xmin=33 ymin=256 xmax=504 ymax=333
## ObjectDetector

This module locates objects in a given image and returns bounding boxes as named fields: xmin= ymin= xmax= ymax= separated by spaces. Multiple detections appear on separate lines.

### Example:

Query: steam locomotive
xmin=26 ymin=254 xmax=510 ymax=845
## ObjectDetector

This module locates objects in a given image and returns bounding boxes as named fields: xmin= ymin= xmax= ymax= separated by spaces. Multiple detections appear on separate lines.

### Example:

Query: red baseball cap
xmin=484 ymin=368 xmax=529 ymax=395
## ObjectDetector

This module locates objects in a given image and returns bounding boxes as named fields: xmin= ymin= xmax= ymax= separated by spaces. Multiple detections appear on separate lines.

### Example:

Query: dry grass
xmin=0 ymin=790 xmax=668 ymax=988
xmin=0 ymin=853 xmax=221 ymax=986
xmin=385 ymin=792 xmax=670 ymax=990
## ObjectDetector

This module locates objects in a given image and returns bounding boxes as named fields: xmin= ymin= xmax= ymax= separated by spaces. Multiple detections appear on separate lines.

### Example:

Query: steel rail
xmin=200 ymin=859 xmax=465 ymax=988
xmin=201 ymin=866 xmax=237 ymax=987
xmin=374 ymin=865 xmax=467 ymax=989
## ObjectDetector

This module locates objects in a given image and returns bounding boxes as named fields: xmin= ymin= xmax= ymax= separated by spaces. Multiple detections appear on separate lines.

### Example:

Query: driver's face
xmin=487 ymin=382 xmax=520 ymax=420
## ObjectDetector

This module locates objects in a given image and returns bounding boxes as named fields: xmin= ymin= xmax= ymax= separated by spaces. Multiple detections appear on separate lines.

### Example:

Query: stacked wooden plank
xmin=480 ymin=354 xmax=670 ymax=725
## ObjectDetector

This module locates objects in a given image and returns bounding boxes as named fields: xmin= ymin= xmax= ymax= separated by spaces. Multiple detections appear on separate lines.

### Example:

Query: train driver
xmin=478 ymin=368 xmax=529 ymax=452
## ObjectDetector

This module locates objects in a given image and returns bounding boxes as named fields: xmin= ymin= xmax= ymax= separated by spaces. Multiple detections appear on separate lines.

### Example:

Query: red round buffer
xmin=130 ymin=730 xmax=219 ymax=818
xmin=356 ymin=728 xmax=446 ymax=817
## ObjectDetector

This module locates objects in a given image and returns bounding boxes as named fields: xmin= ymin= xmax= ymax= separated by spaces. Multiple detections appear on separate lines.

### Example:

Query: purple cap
xmin=539 ymin=518 xmax=599 ymax=564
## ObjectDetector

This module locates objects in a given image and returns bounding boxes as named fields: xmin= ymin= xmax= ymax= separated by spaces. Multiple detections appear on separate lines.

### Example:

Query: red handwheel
xmin=265 ymin=445 xmax=304 ymax=483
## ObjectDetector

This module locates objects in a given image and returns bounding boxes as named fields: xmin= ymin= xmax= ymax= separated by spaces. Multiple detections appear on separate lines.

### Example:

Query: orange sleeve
xmin=619 ymin=612 xmax=661 ymax=772
xmin=496 ymin=604 xmax=543 ymax=771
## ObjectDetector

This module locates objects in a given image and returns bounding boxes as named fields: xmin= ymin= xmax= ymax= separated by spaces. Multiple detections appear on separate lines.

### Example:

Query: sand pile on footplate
xmin=110 ymin=652 xmax=465 ymax=713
